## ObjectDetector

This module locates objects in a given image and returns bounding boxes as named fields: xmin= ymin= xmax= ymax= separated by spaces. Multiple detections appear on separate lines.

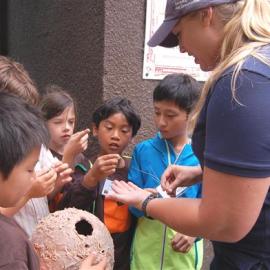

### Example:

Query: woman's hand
xmin=106 ymin=181 xmax=150 ymax=210
xmin=79 ymin=254 xmax=107 ymax=270
xmin=161 ymin=165 xmax=202 ymax=196
xmin=171 ymin=233 xmax=196 ymax=253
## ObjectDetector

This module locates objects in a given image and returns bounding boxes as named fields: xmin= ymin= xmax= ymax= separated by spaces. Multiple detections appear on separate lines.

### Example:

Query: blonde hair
xmin=190 ymin=0 xmax=270 ymax=131
xmin=0 ymin=56 xmax=39 ymax=106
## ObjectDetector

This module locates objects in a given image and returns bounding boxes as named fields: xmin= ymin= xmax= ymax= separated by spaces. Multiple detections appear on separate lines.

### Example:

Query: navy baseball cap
xmin=148 ymin=0 xmax=241 ymax=48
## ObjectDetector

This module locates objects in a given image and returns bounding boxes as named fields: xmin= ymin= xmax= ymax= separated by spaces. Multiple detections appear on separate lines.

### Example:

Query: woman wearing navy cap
xmin=108 ymin=0 xmax=270 ymax=269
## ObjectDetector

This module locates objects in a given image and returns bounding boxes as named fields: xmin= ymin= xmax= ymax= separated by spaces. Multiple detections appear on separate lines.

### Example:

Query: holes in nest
xmin=75 ymin=219 xmax=93 ymax=236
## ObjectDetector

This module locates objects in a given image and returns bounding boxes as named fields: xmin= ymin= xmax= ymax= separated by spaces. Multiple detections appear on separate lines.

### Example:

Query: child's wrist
xmin=25 ymin=189 xmax=34 ymax=200
xmin=63 ymin=151 xmax=74 ymax=162
xmin=83 ymin=173 xmax=98 ymax=188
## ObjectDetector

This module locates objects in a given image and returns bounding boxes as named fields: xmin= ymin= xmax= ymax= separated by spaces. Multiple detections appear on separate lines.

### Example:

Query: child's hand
xmin=171 ymin=233 xmax=196 ymax=253
xmin=80 ymin=253 xmax=107 ymax=270
xmin=53 ymin=161 xmax=73 ymax=191
xmin=63 ymin=129 xmax=90 ymax=163
xmin=83 ymin=154 xmax=121 ymax=188
xmin=27 ymin=168 xmax=57 ymax=199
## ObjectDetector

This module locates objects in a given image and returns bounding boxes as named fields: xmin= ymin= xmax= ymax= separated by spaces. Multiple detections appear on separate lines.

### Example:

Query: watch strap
xmin=141 ymin=193 xmax=159 ymax=218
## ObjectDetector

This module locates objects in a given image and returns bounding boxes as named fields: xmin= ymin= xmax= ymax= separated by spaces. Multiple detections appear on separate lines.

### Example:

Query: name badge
xmin=101 ymin=179 xmax=113 ymax=196
xmin=156 ymin=185 xmax=187 ymax=198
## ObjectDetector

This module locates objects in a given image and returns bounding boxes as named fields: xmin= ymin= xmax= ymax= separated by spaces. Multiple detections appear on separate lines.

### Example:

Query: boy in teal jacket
xmin=129 ymin=74 xmax=203 ymax=270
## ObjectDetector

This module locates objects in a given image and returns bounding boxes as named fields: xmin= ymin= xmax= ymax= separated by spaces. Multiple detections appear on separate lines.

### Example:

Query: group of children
xmin=0 ymin=55 xmax=203 ymax=270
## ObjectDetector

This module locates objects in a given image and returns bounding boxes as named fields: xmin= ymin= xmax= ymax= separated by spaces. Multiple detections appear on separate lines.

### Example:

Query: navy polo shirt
xmin=192 ymin=54 xmax=270 ymax=269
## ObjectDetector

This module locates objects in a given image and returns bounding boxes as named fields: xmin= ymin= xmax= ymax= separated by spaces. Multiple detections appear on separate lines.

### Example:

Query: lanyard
xmin=165 ymin=140 xmax=189 ymax=198
xmin=160 ymin=140 xmax=185 ymax=270
xmin=164 ymin=139 xmax=182 ymax=167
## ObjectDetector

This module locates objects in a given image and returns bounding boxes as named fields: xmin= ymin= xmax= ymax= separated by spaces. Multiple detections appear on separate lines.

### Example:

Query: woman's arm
xmin=108 ymin=167 xmax=270 ymax=242
xmin=148 ymin=167 xmax=270 ymax=242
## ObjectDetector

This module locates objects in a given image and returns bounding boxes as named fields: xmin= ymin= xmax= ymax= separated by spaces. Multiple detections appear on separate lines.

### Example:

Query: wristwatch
xmin=141 ymin=193 xmax=159 ymax=218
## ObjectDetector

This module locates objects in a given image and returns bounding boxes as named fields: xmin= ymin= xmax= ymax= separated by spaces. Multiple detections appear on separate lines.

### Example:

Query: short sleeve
xmin=205 ymin=70 xmax=270 ymax=177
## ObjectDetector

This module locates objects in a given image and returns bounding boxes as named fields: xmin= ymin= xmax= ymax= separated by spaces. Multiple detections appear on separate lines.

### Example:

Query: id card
xmin=156 ymin=185 xmax=187 ymax=198
xmin=101 ymin=179 xmax=113 ymax=195
xmin=156 ymin=185 xmax=170 ymax=198
xmin=175 ymin=186 xmax=187 ymax=197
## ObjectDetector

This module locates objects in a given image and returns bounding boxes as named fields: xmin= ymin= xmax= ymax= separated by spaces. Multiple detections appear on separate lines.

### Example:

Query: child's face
xmin=0 ymin=146 xmax=40 ymax=207
xmin=47 ymin=105 xmax=75 ymax=153
xmin=154 ymin=100 xmax=188 ymax=141
xmin=93 ymin=112 xmax=133 ymax=155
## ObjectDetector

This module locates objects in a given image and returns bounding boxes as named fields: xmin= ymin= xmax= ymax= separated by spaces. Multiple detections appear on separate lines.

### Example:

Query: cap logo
xmin=175 ymin=0 xmax=198 ymax=10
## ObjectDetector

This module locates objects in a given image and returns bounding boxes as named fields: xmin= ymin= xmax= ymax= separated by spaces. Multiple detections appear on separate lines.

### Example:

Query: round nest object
xmin=31 ymin=208 xmax=114 ymax=270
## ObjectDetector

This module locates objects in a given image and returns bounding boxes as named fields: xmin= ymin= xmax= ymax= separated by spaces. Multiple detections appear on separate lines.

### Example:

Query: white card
xmin=175 ymin=186 xmax=187 ymax=197
xmin=156 ymin=185 xmax=187 ymax=198
xmin=156 ymin=185 xmax=170 ymax=198
xmin=101 ymin=179 xmax=113 ymax=196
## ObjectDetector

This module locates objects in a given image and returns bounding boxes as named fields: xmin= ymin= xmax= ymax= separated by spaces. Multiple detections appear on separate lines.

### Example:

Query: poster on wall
xmin=143 ymin=0 xmax=209 ymax=81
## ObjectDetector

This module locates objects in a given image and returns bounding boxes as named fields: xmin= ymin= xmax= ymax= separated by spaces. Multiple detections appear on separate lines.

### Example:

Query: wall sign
xmin=143 ymin=0 xmax=209 ymax=81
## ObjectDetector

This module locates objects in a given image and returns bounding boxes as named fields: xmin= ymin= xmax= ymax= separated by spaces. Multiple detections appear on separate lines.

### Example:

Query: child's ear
xmin=92 ymin=124 xmax=98 ymax=137
xmin=130 ymin=137 xmax=135 ymax=144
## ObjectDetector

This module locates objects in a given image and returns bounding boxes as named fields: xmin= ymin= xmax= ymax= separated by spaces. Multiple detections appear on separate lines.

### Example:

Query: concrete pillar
xmin=6 ymin=0 xmax=157 ymax=155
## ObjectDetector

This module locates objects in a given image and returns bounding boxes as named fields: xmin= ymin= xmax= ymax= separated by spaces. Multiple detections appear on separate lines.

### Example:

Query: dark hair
xmin=40 ymin=85 xmax=76 ymax=121
xmin=0 ymin=92 xmax=49 ymax=179
xmin=153 ymin=74 xmax=201 ymax=114
xmin=92 ymin=97 xmax=141 ymax=137
xmin=0 ymin=56 xmax=39 ymax=106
